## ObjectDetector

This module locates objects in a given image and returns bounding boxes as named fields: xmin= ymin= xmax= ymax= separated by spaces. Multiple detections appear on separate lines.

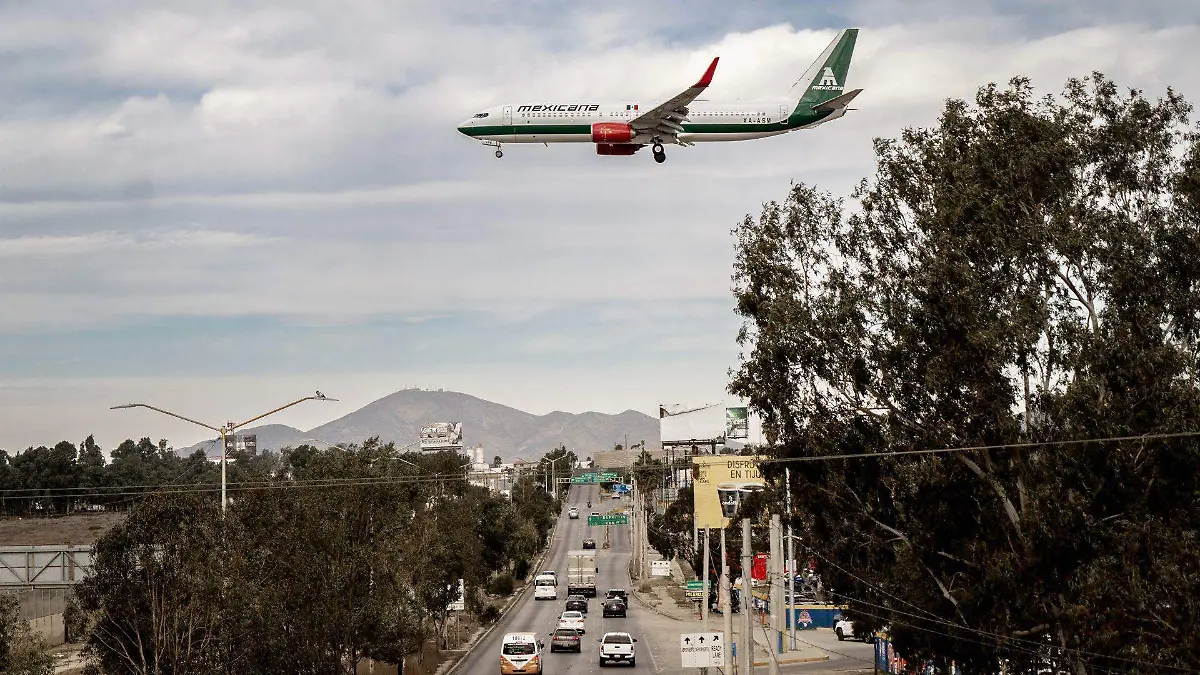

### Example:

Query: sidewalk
xmin=630 ymin=575 xmax=829 ymax=667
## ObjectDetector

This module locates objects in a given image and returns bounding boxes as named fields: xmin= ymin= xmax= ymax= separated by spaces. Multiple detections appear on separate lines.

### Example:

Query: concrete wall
xmin=28 ymin=612 xmax=66 ymax=645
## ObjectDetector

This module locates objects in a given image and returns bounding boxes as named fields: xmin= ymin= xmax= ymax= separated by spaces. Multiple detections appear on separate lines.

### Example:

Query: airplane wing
xmin=630 ymin=57 xmax=719 ymax=143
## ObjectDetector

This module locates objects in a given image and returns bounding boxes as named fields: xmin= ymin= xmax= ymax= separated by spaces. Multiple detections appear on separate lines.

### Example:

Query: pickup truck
xmin=598 ymin=631 xmax=637 ymax=667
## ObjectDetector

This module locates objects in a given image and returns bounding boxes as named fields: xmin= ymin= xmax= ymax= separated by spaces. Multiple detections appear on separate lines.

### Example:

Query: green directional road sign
xmin=684 ymin=580 xmax=709 ymax=599
xmin=587 ymin=513 xmax=628 ymax=526
xmin=571 ymin=473 xmax=598 ymax=484
xmin=599 ymin=472 xmax=619 ymax=482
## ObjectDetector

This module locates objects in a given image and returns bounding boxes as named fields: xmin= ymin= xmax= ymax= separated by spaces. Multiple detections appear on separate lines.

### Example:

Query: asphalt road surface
xmin=456 ymin=482 xmax=652 ymax=675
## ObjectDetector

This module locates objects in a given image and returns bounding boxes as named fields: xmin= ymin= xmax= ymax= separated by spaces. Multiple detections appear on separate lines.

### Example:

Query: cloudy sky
xmin=1 ymin=0 xmax=1197 ymax=452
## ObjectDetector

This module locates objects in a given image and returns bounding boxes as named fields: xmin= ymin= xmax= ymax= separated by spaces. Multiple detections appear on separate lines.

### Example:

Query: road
xmin=455 ymin=483 xmax=875 ymax=675
xmin=456 ymin=482 xmax=650 ymax=675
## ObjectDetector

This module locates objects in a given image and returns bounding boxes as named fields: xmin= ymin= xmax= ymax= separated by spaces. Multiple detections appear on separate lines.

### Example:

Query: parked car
xmin=557 ymin=610 xmax=586 ymax=633
xmin=568 ymin=507 xmax=580 ymax=519
xmin=597 ymin=631 xmax=637 ymax=667
xmin=565 ymin=594 xmax=589 ymax=614
xmin=602 ymin=599 xmax=627 ymax=618
xmin=582 ymin=538 xmax=596 ymax=549
xmin=550 ymin=627 xmax=583 ymax=653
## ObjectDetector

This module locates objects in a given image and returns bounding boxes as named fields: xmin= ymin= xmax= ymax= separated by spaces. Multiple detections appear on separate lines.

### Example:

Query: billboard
xmin=223 ymin=434 xmax=258 ymax=455
xmin=725 ymin=407 xmax=749 ymax=439
xmin=692 ymin=455 xmax=765 ymax=528
xmin=420 ymin=422 xmax=463 ymax=450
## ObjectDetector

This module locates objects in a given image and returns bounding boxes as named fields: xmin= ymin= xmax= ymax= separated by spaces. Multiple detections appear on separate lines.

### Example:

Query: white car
xmin=835 ymin=617 xmax=873 ymax=642
xmin=568 ymin=507 xmax=580 ymax=519
xmin=598 ymin=631 xmax=637 ymax=667
xmin=534 ymin=573 xmax=558 ymax=601
xmin=557 ymin=610 xmax=586 ymax=633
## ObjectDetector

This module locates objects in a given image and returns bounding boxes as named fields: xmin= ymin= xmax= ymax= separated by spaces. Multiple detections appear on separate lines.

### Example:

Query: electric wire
xmin=753 ymin=429 xmax=1200 ymax=465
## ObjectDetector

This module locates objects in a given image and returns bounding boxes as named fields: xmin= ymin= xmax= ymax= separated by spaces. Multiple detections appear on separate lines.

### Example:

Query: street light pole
xmin=112 ymin=392 xmax=337 ymax=514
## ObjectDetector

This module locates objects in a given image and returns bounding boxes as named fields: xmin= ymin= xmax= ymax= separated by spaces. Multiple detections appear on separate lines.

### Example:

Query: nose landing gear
xmin=482 ymin=140 xmax=503 ymax=158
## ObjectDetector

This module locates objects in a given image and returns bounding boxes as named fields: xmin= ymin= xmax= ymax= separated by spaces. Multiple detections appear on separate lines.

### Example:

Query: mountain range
xmin=178 ymin=389 xmax=661 ymax=461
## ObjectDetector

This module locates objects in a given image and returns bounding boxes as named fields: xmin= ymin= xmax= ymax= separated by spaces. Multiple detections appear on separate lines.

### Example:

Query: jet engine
xmin=596 ymin=144 xmax=640 ymax=156
xmin=591 ymin=122 xmax=633 ymax=143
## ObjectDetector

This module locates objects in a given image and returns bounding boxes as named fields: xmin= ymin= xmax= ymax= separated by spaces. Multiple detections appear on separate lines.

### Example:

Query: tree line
xmin=729 ymin=72 xmax=1200 ymax=673
xmin=18 ymin=438 xmax=563 ymax=674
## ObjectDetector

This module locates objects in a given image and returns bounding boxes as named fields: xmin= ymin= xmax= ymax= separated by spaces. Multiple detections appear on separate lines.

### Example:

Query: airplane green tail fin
xmin=791 ymin=28 xmax=859 ymax=115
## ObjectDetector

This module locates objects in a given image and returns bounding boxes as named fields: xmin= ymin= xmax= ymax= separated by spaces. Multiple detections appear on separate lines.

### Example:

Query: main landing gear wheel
xmin=651 ymin=142 xmax=665 ymax=163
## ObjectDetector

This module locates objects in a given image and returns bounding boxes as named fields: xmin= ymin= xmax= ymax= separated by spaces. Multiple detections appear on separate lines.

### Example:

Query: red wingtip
xmin=695 ymin=57 xmax=719 ymax=88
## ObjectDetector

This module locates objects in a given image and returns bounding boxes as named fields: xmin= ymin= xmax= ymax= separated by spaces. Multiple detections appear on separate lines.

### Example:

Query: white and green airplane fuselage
xmin=458 ymin=28 xmax=860 ymax=162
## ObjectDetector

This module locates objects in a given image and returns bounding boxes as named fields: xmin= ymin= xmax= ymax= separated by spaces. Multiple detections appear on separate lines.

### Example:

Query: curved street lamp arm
xmin=231 ymin=394 xmax=337 ymax=431
xmin=109 ymin=404 xmax=222 ymax=433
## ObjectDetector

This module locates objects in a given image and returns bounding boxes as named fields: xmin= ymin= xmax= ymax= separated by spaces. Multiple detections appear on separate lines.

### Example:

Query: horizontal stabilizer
xmin=813 ymin=88 xmax=863 ymax=112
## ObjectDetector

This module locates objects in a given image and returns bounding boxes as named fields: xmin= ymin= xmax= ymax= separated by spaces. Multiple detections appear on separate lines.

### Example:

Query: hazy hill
xmin=178 ymin=389 xmax=660 ymax=460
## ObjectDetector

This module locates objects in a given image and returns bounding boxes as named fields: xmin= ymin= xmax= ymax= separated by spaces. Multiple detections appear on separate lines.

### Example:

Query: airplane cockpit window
xmin=472 ymin=112 xmax=489 ymax=118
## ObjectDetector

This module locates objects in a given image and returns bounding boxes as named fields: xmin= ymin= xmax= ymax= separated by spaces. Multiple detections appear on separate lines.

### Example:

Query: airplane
xmin=457 ymin=28 xmax=860 ymax=164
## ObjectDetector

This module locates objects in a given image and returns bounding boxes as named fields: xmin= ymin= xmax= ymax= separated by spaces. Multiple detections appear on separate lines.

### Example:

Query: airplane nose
xmin=457 ymin=120 xmax=472 ymax=136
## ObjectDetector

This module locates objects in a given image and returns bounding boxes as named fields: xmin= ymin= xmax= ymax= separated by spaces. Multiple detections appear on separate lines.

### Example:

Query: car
xmin=534 ymin=573 xmax=558 ymax=601
xmin=501 ymin=632 xmax=545 ymax=674
xmin=612 ymin=492 xmax=620 ymax=499
xmin=834 ymin=617 xmax=874 ymax=642
xmin=550 ymin=627 xmax=583 ymax=653
xmin=582 ymin=538 xmax=596 ymax=549
xmin=565 ymin=595 xmax=589 ymax=614
xmin=568 ymin=507 xmax=580 ymax=519
xmin=605 ymin=588 xmax=628 ymax=603
xmin=557 ymin=610 xmax=586 ymax=633
xmin=597 ymin=631 xmax=637 ymax=667
xmin=601 ymin=599 xmax=626 ymax=618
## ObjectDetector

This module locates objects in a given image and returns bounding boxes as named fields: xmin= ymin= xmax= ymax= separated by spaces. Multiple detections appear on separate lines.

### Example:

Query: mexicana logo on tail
xmin=812 ymin=67 xmax=842 ymax=91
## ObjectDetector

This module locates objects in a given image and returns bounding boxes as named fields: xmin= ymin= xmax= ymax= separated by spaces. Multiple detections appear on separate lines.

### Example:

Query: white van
xmin=533 ymin=572 xmax=558 ymax=600
xmin=500 ymin=632 xmax=544 ymax=674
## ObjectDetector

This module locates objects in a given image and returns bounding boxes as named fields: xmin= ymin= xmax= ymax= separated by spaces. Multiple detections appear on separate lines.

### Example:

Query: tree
xmin=0 ymin=594 xmax=53 ymax=675
xmin=492 ymin=455 xmax=502 ymax=468
xmin=72 ymin=494 xmax=228 ymax=675
xmin=731 ymin=73 xmax=1200 ymax=674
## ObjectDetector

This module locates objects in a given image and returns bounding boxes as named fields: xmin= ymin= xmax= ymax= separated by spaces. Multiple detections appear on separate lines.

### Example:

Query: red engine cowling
xmin=596 ymin=144 xmax=640 ymax=156
xmin=592 ymin=122 xmax=633 ymax=143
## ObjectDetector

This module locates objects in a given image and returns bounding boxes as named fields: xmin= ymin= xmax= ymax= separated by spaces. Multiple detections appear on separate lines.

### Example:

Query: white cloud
xmin=0 ymin=229 xmax=279 ymax=258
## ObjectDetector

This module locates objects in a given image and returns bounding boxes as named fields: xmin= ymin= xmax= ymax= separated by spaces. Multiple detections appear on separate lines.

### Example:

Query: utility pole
xmin=741 ymin=517 xmax=754 ymax=674
xmin=702 ymin=527 xmax=710 ymax=629
xmin=769 ymin=514 xmax=782 ymax=675
xmin=785 ymin=467 xmax=797 ymax=650
xmin=722 ymin=527 xmax=733 ymax=674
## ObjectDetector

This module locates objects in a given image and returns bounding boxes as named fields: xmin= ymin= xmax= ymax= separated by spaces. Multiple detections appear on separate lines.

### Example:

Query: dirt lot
xmin=0 ymin=512 xmax=127 ymax=546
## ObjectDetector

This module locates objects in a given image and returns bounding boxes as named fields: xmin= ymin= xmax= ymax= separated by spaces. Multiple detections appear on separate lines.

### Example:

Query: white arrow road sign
xmin=680 ymin=632 xmax=725 ymax=668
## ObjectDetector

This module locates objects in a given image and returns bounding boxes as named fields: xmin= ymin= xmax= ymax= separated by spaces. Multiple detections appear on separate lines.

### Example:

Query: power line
xmin=754 ymin=429 xmax=1200 ymax=464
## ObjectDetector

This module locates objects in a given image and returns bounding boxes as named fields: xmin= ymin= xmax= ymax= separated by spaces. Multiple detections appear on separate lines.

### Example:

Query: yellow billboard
xmin=692 ymin=455 xmax=766 ymax=528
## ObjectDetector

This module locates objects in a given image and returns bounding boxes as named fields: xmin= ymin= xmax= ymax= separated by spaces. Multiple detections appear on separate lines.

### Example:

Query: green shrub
xmin=489 ymin=573 xmax=515 ymax=596
xmin=513 ymin=558 xmax=531 ymax=580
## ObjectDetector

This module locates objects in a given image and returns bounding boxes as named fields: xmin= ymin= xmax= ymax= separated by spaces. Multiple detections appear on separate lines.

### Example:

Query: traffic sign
xmin=683 ymin=580 xmax=708 ymax=599
xmin=571 ymin=473 xmax=598 ymax=484
xmin=599 ymin=471 xmax=619 ymax=482
xmin=680 ymin=632 xmax=724 ymax=668
xmin=587 ymin=513 xmax=628 ymax=526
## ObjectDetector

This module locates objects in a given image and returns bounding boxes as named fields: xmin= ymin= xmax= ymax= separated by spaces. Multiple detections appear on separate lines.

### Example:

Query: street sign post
xmin=680 ymin=632 xmax=724 ymax=668
xmin=587 ymin=513 xmax=628 ymax=526
xmin=683 ymin=580 xmax=709 ymax=599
